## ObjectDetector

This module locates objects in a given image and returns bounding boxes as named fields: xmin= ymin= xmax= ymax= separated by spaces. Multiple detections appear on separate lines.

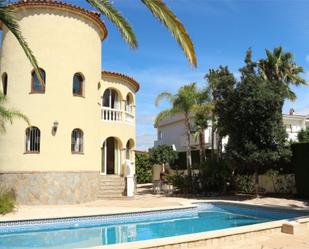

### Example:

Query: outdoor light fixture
xmin=52 ymin=121 xmax=59 ymax=134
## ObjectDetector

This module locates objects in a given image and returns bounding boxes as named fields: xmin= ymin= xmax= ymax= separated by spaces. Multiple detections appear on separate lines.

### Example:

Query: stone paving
xmin=196 ymin=226 xmax=309 ymax=249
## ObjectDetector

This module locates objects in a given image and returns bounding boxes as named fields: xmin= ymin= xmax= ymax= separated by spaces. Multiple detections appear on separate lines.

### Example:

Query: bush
xmin=234 ymin=175 xmax=255 ymax=193
xmin=0 ymin=189 xmax=16 ymax=215
xmin=135 ymin=153 xmax=152 ymax=184
xmin=171 ymin=150 xmax=201 ymax=170
xmin=199 ymin=160 xmax=232 ymax=193
xmin=168 ymin=159 xmax=233 ymax=194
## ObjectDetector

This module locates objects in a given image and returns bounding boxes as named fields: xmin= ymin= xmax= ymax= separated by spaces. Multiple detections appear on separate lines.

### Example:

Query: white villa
xmin=154 ymin=109 xmax=309 ymax=153
xmin=0 ymin=0 xmax=139 ymax=204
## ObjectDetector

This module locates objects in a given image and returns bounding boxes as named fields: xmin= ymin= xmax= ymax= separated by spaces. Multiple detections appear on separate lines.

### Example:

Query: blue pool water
xmin=0 ymin=202 xmax=308 ymax=249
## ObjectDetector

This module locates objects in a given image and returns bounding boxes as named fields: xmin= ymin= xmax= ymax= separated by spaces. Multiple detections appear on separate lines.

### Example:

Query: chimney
xmin=289 ymin=108 xmax=295 ymax=115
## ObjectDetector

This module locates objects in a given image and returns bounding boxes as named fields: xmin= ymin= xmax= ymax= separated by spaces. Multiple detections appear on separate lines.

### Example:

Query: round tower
xmin=0 ymin=0 xmax=109 ymax=204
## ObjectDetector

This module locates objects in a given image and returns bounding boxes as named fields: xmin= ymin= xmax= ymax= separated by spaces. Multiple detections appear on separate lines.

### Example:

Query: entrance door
xmin=106 ymin=137 xmax=115 ymax=174
xmin=101 ymin=137 xmax=120 ymax=175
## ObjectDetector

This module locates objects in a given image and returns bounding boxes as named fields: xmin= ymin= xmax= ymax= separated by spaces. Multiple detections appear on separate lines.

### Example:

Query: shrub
xmin=168 ymin=159 xmax=233 ymax=194
xmin=135 ymin=153 xmax=152 ymax=184
xmin=234 ymin=175 xmax=255 ymax=193
xmin=171 ymin=150 xmax=201 ymax=170
xmin=199 ymin=160 xmax=232 ymax=193
xmin=0 ymin=189 xmax=16 ymax=215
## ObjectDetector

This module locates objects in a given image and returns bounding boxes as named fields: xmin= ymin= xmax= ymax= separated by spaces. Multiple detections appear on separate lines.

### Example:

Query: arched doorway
xmin=101 ymin=137 xmax=121 ymax=175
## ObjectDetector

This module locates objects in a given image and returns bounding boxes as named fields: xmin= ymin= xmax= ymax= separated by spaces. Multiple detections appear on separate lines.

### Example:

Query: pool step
xmin=97 ymin=175 xmax=126 ymax=198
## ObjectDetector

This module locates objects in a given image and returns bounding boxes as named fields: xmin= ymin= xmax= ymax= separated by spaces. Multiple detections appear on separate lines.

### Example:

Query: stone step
xmin=97 ymin=175 xmax=126 ymax=199
xmin=97 ymin=192 xmax=124 ymax=198
xmin=99 ymin=187 xmax=124 ymax=192
xmin=97 ymin=195 xmax=123 ymax=199
xmin=99 ymin=182 xmax=125 ymax=186
xmin=99 ymin=178 xmax=125 ymax=183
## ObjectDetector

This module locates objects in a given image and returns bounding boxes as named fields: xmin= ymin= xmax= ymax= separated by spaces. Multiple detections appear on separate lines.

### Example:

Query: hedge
xmin=292 ymin=143 xmax=309 ymax=198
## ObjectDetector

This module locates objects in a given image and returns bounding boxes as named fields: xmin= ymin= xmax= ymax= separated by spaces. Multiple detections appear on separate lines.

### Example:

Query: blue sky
xmin=71 ymin=0 xmax=309 ymax=150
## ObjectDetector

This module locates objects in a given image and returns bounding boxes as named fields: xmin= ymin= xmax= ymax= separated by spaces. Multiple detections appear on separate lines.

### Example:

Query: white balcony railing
xmin=125 ymin=111 xmax=134 ymax=123
xmin=101 ymin=107 xmax=134 ymax=124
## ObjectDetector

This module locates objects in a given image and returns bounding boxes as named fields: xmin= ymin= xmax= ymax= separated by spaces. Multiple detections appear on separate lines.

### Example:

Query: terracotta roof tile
xmin=102 ymin=71 xmax=140 ymax=92
xmin=7 ymin=0 xmax=107 ymax=40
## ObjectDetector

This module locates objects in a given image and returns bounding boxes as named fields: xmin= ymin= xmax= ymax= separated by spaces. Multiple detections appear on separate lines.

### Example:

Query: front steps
xmin=97 ymin=175 xmax=126 ymax=198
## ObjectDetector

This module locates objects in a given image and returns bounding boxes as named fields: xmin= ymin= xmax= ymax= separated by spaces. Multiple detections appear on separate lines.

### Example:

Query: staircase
xmin=97 ymin=175 xmax=126 ymax=198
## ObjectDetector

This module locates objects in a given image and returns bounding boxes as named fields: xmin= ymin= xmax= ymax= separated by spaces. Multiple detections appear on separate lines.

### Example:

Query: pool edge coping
xmin=91 ymin=216 xmax=309 ymax=249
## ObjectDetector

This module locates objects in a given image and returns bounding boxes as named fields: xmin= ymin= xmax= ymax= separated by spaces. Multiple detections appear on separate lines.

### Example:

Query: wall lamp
xmin=52 ymin=121 xmax=59 ymax=134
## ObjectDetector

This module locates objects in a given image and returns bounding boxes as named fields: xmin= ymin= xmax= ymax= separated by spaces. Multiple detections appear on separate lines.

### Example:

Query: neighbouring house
xmin=283 ymin=109 xmax=309 ymax=141
xmin=154 ymin=109 xmax=309 ymax=153
xmin=0 ymin=0 xmax=139 ymax=204
xmin=154 ymin=113 xmax=227 ymax=153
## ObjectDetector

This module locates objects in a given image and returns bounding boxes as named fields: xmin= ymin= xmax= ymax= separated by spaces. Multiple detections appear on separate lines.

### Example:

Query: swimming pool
xmin=0 ymin=202 xmax=308 ymax=249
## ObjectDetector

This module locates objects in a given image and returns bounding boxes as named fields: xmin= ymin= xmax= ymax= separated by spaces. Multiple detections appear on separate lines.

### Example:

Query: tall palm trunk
xmin=210 ymin=113 xmax=215 ymax=160
xmin=199 ymin=129 xmax=206 ymax=163
xmin=184 ymin=113 xmax=192 ymax=179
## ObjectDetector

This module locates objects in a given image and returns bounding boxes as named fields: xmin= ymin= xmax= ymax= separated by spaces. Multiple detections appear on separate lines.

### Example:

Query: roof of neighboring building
xmin=101 ymin=71 xmax=140 ymax=93
xmin=1 ymin=0 xmax=107 ymax=40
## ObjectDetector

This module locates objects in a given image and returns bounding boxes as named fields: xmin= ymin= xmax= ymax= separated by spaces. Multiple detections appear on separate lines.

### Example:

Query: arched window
xmin=125 ymin=93 xmax=133 ymax=113
xmin=31 ymin=68 xmax=46 ymax=93
xmin=2 ymin=73 xmax=7 ymax=96
xmin=25 ymin=127 xmax=41 ymax=153
xmin=71 ymin=129 xmax=83 ymax=153
xmin=73 ymin=73 xmax=84 ymax=96
xmin=102 ymin=89 xmax=119 ymax=109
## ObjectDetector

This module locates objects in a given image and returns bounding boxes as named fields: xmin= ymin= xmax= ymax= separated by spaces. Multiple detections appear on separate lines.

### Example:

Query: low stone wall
xmin=235 ymin=174 xmax=296 ymax=194
xmin=0 ymin=171 xmax=100 ymax=205
xmin=259 ymin=174 xmax=296 ymax=194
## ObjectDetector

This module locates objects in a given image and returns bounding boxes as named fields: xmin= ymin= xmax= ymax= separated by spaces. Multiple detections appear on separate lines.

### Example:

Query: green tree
xmin=258 ymin=46 xmax=307 ymax=100
xmin=135 ymin=152 xmax=152 ymax=183
xmin=224 ymin=50 xmax=291 ymax=197
xmin=0 ymin=92 xmax=29 ymax=132
xmin=155 ymin=83 xmax=200 ymax=179
xmin=297 ymin=128 xmax=309 ymax=143
xmin=149 ymin=144 xmax=177 ymax=174
xmin=205 ymin=66 xmax=236 ymax=160
xmin=192 ymin=101 xmax=212 ymax=163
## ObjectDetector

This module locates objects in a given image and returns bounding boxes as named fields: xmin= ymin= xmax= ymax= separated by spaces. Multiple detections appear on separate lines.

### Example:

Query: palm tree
xmin=258 ymin=46 xmax=307 ymax=100
xmin=155 ymin=83 xmax=200 ymax=179
xmin=0 ymin=92 xmax=29 ymax=133
xmin=2 ymin=0 xmax=196 ymax=74
xmin=0 ymin=0 xmax=43 ymax=83
xmin=192 ymin=103 xmax=212 ymax=164
xmin=87 ymin=0 xmax=197 ymax=67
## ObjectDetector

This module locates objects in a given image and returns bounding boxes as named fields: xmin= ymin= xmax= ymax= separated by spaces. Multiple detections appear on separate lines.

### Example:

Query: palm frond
xmin=154 ymin=108 xmax=178 ymax=127
xmin=141 ymin=0 xmax=197 ymax=67
xmin=0 ymin=1 xmax=43 ymax=84
xmin=155 ymin=92 xmax=174 ymax=106
xmin=87 ymin=0 xmax=137 ymax=49
xmin=0 ymin=95 xmax=30 ymax=133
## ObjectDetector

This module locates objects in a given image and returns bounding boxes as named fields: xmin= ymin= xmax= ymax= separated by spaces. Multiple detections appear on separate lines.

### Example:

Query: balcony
xmin=101 ymin=107 xmax=134 ymax=124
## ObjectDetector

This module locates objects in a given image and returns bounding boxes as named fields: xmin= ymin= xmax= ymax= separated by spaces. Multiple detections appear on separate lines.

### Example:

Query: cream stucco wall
xmin=0 ymin=6 xmax=136 ymax=174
